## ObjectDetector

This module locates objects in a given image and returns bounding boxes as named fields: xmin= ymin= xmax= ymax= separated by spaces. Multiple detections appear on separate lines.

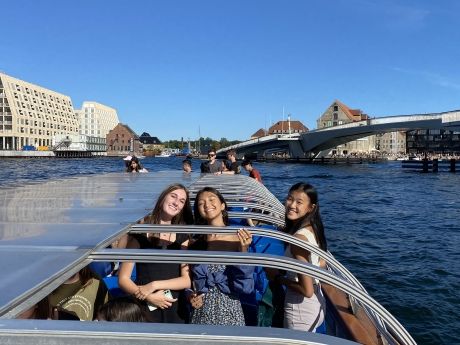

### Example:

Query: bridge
xmin=217 ymin=110 xmax=460 ymax=159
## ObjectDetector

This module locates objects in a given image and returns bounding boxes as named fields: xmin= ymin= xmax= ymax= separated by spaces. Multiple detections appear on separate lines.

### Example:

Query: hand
xmin=146 ymin=290 xmax=177 ymax=309
xmin=189 ymin=293 xmax=204 ymax=309
xmin=237 ymin=228 xmax=252 ymax=252
xmin=134 ymin=283 xmax=155 ymax=300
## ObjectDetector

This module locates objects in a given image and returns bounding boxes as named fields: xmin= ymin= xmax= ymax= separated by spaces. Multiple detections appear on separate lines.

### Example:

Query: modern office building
xmin=0 ymin=72 xmax=79 ymax=150
xmin=77 ymin=101 xmax=119 ymax=139
xmin=406 ymin=129 xmax=460 ymax=154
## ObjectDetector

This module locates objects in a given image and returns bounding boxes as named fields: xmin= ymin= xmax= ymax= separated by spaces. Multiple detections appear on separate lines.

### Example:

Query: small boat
xmin=0 ymin=172 xmax=416 ymax=345
xmin=157 ymin=152 xmax=171 ymax=157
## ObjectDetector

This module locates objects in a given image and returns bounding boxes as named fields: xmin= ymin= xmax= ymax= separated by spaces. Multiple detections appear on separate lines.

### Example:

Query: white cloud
xmin=391 ymin=67 xmax=460 ymax=90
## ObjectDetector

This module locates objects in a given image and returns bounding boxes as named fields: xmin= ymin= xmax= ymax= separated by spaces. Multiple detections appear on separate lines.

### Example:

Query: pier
xmin=401 ymin=159 xmax=458 ymax=173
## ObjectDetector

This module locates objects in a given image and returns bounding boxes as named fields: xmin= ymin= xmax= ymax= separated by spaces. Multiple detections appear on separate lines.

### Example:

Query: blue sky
xmin=2 ymin=0 xmax=459 ymax=141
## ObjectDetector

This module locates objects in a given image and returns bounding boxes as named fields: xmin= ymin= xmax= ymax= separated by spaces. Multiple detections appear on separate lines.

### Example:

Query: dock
xmin=401 ymin=158 xmax=459 ymax=172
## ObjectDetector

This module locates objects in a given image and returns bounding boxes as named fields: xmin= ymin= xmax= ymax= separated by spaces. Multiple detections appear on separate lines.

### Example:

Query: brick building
xmin=106 ymin=123 xmax=142 ymax=156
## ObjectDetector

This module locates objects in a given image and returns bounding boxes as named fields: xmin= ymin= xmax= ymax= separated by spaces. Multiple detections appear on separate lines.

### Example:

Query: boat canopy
xmin=0 ymin=171 xmax=415 ymax=345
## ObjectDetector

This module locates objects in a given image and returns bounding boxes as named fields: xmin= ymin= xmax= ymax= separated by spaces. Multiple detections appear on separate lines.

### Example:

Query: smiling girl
xmin=276 ymin=182 xmax=328 ymax=332
xmin=188 ymin=187 xmax=254 ymax=326
xmin=118 ymin=183 xmax=193 ymax=323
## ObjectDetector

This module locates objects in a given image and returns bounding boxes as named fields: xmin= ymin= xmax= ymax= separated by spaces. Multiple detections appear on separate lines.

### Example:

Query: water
xmin=1 ymin=157 xmax=459 ymax=344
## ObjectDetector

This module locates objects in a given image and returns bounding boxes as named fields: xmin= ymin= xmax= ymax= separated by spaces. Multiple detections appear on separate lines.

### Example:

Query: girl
xmin=276 ymin=182 xmax=327 ymax=332
xmin=189 ymin=187 xmax=254 ymax=326
xmin=118 ymin=183 xmax=193 ymax=323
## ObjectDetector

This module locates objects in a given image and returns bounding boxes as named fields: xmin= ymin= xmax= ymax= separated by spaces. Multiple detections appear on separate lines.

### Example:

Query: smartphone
xmin=164 ymin=289 xmax=173 ymax=299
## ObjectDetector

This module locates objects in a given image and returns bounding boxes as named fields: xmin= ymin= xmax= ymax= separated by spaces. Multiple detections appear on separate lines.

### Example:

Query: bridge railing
xmin=217 ymin=133 xmax=300 ymax=153
xmin=369 ymin=114 xmax=441 ymax=125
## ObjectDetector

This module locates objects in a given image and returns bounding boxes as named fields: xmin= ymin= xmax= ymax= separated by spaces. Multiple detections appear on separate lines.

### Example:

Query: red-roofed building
xmin=317 ymin=100 xmax=368 ymax=129
xmin=106 ymin=123 xmax=142 ymax=157
xmin=268 ymin=120 xmax=308 ymax=135
xmin=250 ymin=128 xmax=267 ymax=139
xmin=316 ymin=100 xmax=405 ymax=155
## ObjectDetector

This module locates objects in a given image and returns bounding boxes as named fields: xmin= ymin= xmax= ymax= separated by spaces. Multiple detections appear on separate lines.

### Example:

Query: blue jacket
xmin=191 ymin=264 xmax=254 ymax=296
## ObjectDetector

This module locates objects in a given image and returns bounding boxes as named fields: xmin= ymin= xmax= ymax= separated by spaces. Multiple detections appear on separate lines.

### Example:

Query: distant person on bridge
xmin=241 ymin=159 xmax=262 ymax=183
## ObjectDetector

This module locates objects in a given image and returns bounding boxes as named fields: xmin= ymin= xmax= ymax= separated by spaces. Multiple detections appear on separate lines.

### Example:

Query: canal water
xmin=1 ymin=157 xmax=459 ymax=345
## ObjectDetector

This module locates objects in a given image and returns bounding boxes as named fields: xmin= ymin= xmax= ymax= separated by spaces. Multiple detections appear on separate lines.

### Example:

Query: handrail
xmin=130 ymin=225 xmax=365 ymax=292
xmin=226 ymin=212 xmax=285 ymax=226
xmin=88 ymin=249 xmax=415 ymax=345
xmin=130 ymin=224 xmax=390 ymax=341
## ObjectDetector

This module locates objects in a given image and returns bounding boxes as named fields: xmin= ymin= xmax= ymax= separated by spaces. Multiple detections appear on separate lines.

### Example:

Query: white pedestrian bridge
xmin=218 ymin=110 xmax=460 ymax=158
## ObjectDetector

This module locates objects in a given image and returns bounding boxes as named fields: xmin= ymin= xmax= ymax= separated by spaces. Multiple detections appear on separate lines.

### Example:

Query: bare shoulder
xmin=294 ymin=226 xmax=314 ymax=241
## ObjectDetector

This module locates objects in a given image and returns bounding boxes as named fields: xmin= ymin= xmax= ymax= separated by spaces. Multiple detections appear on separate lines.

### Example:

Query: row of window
xmin=15 ymin=100 xmax=76 ymax=118
xmin=17 ymin=118 xmax=76 ymax=131
xmin=8 ymin=82 xmax=72 ymax=107
xmin=16 ymin=109 xmax=77 ymax=124
xmin=108 ymin=145 xmax=131 ymax=151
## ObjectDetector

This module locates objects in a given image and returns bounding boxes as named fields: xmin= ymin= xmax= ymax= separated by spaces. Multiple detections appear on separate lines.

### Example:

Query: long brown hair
xmin=149 ymin=183 xmax=194 ymax=225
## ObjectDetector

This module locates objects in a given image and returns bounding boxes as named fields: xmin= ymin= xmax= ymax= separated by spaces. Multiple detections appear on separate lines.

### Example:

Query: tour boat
xmin=0 ymin=171 xmax=416 ymax=345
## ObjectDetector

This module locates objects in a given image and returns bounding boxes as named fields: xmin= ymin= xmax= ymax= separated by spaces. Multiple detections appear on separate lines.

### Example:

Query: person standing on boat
xmin=118 ymin=183 xmax=193 ymax=323
xmin=206 ymin=150 xmax=221 ymax=173
xmin=188 ymin=187 xmax=254 ymax=326
xmin=222 ymin=149 xmax=240 ymax=174
xmin=241 ymin=159 xmax=262 ymax=183
xmin=270 ymin=182 xmax=327 ymax=332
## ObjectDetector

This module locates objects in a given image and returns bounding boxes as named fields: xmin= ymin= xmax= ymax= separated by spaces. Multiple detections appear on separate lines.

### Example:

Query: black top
xmin=132 ymin=233 xmax=189 ymax=323
xmin=230 ymin=161 xmax=241 ymax=174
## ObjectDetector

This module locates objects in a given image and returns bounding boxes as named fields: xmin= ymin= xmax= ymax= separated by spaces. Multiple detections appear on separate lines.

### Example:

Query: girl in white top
xmin=273 ymin=182 xmax=328 ymax=332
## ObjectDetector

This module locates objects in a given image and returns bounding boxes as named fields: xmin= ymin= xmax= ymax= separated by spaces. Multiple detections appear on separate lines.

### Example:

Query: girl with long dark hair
xmin=188 ymin=187 xmax=254 ymax=326
xmin=118 ymin=183 xmax=193 ymax=323
xmin=276 ymin=182 xmax=327 ymax=332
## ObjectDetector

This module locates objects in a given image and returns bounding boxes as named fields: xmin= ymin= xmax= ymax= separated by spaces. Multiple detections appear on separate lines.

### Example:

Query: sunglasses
xmin=208 ymin=153 xmax=216 ymax=157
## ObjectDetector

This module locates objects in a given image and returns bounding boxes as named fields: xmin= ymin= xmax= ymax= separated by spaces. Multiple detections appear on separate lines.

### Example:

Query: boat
xmin=0 ymin=171 xmax=416 ymax=345
xmin=157 ymin=152 xmax=171 ymax=157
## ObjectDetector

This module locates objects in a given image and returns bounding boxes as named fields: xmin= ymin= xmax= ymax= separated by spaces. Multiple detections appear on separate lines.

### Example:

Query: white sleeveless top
xmin=285 ymin=227 xmax=320 ymax=282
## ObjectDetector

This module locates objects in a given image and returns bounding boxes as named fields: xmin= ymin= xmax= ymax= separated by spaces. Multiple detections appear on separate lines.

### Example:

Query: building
xmin=53 ymin=134 xmax=106 ymax=155
xmin=268 ymin=119 xmax=308 ymax=135
xmin=375 ymin=131 xmax=407 ymax=155
xmin=0 ymin=72 xmax=79 ymax=150
xmin=406 ymin=129 xmax=460 ymax=154
xmin=317 ymin=100 xmax=406 ymax=155
xmin=268 ymin=118 xmax=308 ymax=135
xmin=77 ymin=101 xmax=119 ymax=139
xmin=106 ymin=123 xmax=142 ymax=156
xmin=139 ymin=132 xmax=163 ymax=156
xmin=250 ymin=128 xmax=267 ymax=139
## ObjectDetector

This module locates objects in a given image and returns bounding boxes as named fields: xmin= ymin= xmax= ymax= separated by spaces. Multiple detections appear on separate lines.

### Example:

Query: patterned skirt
xmin=190 ymin=264 xmax=245 ymax=326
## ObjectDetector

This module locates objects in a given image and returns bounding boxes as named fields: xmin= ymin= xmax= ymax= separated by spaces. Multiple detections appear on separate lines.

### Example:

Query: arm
xmin=117 ymin=236 xmax=155 ymax=300
xmin=151 ymin=264 xmax=191 ymax=291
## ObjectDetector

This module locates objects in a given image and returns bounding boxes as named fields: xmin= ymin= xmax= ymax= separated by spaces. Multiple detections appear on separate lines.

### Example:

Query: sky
xmin=1 ymin=0 xmax=460 ymax=141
